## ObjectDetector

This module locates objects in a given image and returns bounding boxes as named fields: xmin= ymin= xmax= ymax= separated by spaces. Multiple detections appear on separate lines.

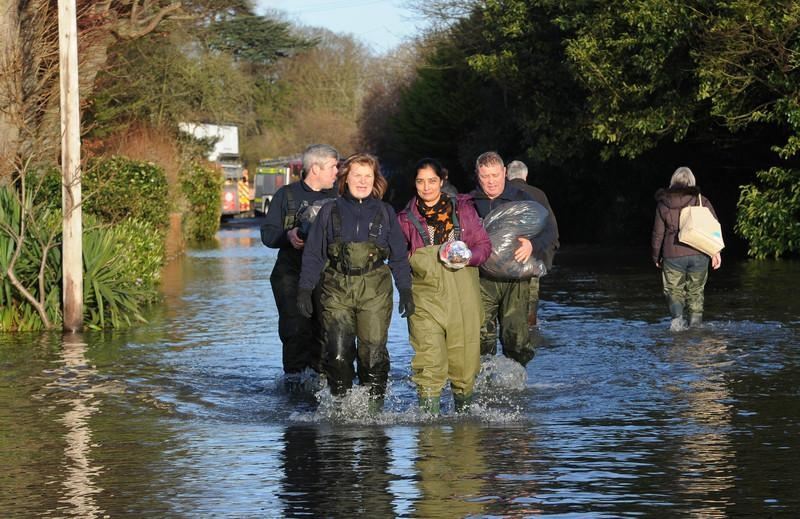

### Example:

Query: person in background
xmin=440 ymin=166 xmax=458 ymax=197
xmin=260 ymin=144 xmax=339 ymax=387
xmin=470 ymin=151 xmax=558 ymax=367
xmin=506 ymin=160 xmax=559 ymax=327
xmin=297 ymin=153 xmax=413 ymax=412
xmin=651 ymin=166 xmax=722 ymax=330
xmin=398 ymin=158 xmax=492 ymax=414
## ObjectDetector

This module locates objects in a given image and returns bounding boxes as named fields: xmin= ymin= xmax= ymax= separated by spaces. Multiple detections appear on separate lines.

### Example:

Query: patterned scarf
xmin=416 ymin=194 xmax=454 ymax=245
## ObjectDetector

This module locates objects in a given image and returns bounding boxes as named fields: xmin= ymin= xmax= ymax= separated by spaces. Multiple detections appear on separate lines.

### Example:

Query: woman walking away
xmin=297 ymin=153 xmax=413 ymax=413
xmin=398 ymin=158 xmax=492 ymax=414
xmin=651 ymin=166 xmax=722 ymax=331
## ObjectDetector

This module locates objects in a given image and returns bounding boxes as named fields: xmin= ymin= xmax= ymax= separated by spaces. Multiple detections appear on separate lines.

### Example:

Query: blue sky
xmin=256 ymin=0 xmax=421 ymax=54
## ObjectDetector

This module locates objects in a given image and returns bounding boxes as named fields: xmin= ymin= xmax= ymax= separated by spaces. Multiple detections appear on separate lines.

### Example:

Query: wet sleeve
xmin=651 ymin=206 xmax=665 ymax=261
xmin=298 ymin=204 xmax=330 ymax=290
xmin=385 ymin=205 xmax=412 ymax=290
xmin=260 ymin=188 xmax=290 ymax=248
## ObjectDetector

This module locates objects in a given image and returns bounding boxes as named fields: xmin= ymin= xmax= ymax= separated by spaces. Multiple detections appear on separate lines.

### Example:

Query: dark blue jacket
xmin=261 ymin=180 xmax=337 ymax=249
xmin=470 ymin=182 xmax=558 ymax=259
xmin=299 ymin=193 xmax=412 ymax=291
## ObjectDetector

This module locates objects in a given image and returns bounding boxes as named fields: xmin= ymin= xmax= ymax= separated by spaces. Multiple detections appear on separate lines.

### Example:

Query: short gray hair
xmin=302 ymin=144 xmax=339 ymax=174
xmin=506 ymin=160 xmax=528 ymax=180
xmin=669 ymin=166 xmax=696 ymax=188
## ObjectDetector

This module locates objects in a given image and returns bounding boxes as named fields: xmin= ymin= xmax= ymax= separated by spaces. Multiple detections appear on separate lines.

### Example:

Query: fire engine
xmin=253 ymin=156 xmax=303 ymax=215
xmin=179 ymin=122 xmax=251 ymax=218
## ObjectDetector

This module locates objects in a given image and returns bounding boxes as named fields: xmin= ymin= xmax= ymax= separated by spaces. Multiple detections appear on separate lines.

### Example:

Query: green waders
xmin=321 ymin=212 xmax=392 ymax=401
xmin=479 ymin=276 xmax=534 ymax=366
xmin=408 ymin=246 xmax=482 ymax=410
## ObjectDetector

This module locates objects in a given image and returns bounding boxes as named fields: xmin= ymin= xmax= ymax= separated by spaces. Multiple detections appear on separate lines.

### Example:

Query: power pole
xmin=58 ymin=0 xmax=82 ymax=332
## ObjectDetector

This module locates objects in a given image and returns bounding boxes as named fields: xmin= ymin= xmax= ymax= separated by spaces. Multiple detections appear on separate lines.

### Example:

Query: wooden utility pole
xmin=58 ymin=0 xmax=83 ymax=332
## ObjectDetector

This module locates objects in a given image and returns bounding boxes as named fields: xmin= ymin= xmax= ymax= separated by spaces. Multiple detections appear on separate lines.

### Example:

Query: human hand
xmin=711 ymin=253 xmax=722 ymax=270
xmin=655 ymin=258 xmax=662 ymax=269
xmin=398 ymin=289 xmax=415 ymax=318
xmin=514 ymin=237 xmax=533 ymax=263
xmin=287 ymin=228 xmax=305 ymax=250
xmin=296 ymin=289 xmax=313 ymax=318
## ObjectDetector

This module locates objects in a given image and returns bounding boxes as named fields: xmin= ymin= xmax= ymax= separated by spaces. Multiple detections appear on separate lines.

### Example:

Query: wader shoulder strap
xmin=283 ymin=188 xmax=297 ymax=230
xmin=406 ymin=198 xmax=460 ymax=245
xmin=450 ymin=197 xmax=462 ymax=241
xmin=406 ymin=208 xmax=431 ymax=246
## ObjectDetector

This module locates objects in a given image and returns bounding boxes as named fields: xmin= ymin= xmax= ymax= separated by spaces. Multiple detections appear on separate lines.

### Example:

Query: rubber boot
xmin=418 ymin=396 xmax=440 ymax=415
xmin=453 ymin=393 xmax=473 ymax=413
xmin=689 ymin=314 xmax=703 ymax=328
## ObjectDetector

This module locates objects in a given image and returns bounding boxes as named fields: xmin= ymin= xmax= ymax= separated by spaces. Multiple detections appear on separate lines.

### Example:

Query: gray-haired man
xmin=506 ymin=160 xmax=559 ymax=326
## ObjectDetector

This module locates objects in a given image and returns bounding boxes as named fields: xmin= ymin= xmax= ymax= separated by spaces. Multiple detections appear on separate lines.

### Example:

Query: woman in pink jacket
xmin=398 ymin=158 xmax=492 ymax=414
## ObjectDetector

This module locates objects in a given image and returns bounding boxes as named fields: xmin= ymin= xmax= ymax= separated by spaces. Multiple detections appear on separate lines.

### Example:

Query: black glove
xmin=398 ymin=288 xmax=415 ymax=318
xmin=297 ymin=288 xmax=313 ymax=318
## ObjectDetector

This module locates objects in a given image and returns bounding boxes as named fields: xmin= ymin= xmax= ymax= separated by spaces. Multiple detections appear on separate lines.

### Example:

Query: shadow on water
xmin=1 ymin=228 xmax=798 ymax=517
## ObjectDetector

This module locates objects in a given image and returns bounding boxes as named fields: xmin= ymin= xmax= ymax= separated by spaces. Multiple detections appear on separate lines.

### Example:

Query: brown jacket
xmin=651 ymin=186 xmax=719 ymax=262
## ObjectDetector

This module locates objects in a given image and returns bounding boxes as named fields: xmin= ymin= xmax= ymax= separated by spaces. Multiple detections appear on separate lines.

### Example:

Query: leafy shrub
xmin=736 ymin=167 xmax=800 ymax=259
xmin=1 ymin=185 xmax=164 ymax=331
xmin=179 ymin=160 xmax=222 ymax=242
xmin=0 ymin=186 xmax=63 ymax=331
xmin=83 ymin=156 xmax=171 ymax=230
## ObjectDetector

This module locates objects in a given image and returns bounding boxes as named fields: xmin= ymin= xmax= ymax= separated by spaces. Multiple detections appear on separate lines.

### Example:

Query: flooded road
xmin=1 ymin=225 xmax=799 ymax=517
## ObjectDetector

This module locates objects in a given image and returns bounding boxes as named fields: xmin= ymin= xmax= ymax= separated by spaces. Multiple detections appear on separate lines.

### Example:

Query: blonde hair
xmin=338 ymin=153 xmax=388 ymax=199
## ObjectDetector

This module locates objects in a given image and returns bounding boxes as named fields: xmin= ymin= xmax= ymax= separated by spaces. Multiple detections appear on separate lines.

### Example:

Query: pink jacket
xmin=397 ymin=194 xmax=492 ymax=267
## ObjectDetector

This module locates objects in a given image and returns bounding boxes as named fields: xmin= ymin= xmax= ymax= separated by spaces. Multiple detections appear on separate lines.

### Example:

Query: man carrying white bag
xmin=651 ymin=167 xmax=723 ymax=330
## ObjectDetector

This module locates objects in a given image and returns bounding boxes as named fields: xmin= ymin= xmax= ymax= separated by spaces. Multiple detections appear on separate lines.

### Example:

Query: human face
xmin=311 ymin=157 xmax=338 ymax=190
xmin=306 ymin=157 xmax=339 ymax=191
xmin=415 ymin=166 xmax=443 ymax=206
xmin=346 ymin=163 xmax=375 ymax=200
xmin=477 ymin=163 xmax=506 ymax=199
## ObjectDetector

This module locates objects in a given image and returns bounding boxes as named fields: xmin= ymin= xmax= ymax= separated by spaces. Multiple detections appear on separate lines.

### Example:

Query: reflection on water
xmin=0 ymin=230 xmax=798 ymax=517
xmin=53 ymin=334 xmax=105 ymax=518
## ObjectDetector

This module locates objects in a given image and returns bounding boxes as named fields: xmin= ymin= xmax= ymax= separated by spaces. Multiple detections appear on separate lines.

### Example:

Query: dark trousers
xmin=270 ymin=256 xmax=324 ymax=374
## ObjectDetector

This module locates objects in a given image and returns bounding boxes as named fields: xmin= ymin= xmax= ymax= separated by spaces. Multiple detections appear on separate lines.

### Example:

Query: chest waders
xmin=320 ymin=203 xmax=392 ymax=402
xmin=479 ymin=269 xmax=534 ymax=367
xmin=406 ymin=201 xmax=482 ymax=413
xmin=270 ymin=187 xmax=322 ymax=376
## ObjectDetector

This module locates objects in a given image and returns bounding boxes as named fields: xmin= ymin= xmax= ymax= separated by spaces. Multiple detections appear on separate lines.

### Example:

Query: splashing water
xmin=475 ymin=355 xmax=528 ymax=391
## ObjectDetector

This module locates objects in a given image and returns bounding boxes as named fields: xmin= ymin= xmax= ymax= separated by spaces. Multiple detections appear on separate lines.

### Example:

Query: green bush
xmin=179 ymin=160 xmax=222 ymax=242
xmin=83 ymin=215 xmax=162 ymax=329
xmin=0 ymin=185 xmax=63 ymax=331
xmin=1 ymin=185 xmax=165 ymax=331
xmin=83 ymin=156 xmax=171 ymax=230
xmin=736 ymin=167 xmax=800 ymax=259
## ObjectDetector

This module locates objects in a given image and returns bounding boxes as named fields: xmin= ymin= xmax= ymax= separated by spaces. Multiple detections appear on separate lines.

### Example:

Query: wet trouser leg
xmin=354 ymin=267 xmax=393 ymax=399
xmin=480 ymin=277 xmax=534 ymax=366
xmin=321 ymin=284 xmax=357 ymax=396
xmin=271 ymin=257 xmax=323 ymax=373
xmin=528 ymin=276 xmax=540 ymax=325
xmin=321 ymin=266 xmax=392 ymax=398
xmin=662 ymin=255 xmax=709 ymax=318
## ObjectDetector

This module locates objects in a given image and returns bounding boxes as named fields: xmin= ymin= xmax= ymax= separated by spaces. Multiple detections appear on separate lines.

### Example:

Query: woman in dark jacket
xmin=297 ymin=153 xmax=413 ymax=412
xmin=651 ymin=166 xmax=722 ymax=330
xmin=398 ymin=158 xmax=492 ymax=414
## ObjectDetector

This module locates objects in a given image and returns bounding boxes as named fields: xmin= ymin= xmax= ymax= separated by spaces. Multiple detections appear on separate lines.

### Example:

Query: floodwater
xmin=1 ymin=225 xmax=799 ymax=518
